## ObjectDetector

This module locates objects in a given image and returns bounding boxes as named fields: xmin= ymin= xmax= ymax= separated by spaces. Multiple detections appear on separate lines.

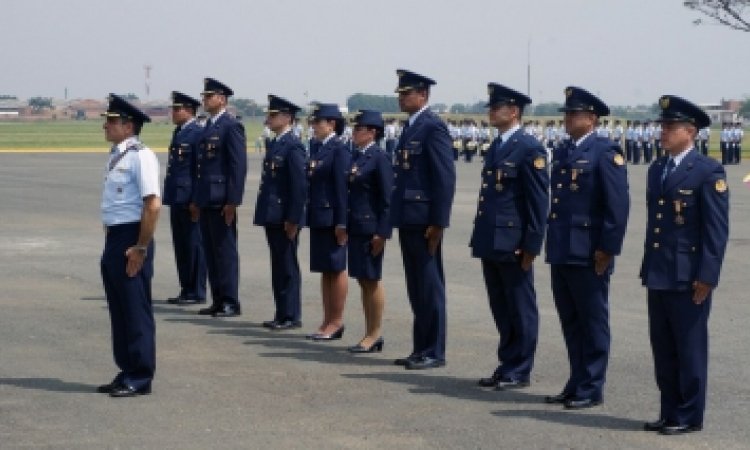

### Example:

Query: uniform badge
xmin=533 ymin=157 xmax=545 ymax=170
xmin=660 ymin=96 xmax=670 ymax=109
xmin=614 ymin=154 xmax=624 ymax=165
xmin=715 ymin=179 xmax=727 ymax=193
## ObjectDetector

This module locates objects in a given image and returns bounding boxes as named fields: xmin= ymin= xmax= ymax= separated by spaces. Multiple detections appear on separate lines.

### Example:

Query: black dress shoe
xmin=564 ymin=397 xmax=602 ymax=409
xmin=270 ymin=320 xmax=302 ymax=331
xmin=167 ymin=295 xmax=184 ymax=304
xmin=263 ymin=320 xmax=280 ymax=329
xmin=212 ymin=305 xmax=241 ymax=318
xmin=109 ymin=384 xmax=151 ymax=398
xmin=660 ymin=424 xmax=702 ymax=435
xmin=96 ymin=382 xmax=119 ymax=394
xmin=405 ymin=356 xmax=446 ymax=370
xmin=199 ymin=305 xmax=222 ymax=315
xmin=544 ymin=392 xmax=574 ymax=404
xmin=312 ymin=325 xmax=345 ymax=341
xmin=172 ymin=296 xmax=206 ymax=305
xmin=643 ymin=418 xmax=667 ymax=432
xmin=477 ymin=374 xmax=500 ymax=388
xmin=394 ymin=355 xmax=418 ymax=366
xmin=348 ymin=337 xmax=384 ymax=353
xmin=495 ymin=378 xmax=530 ymax=390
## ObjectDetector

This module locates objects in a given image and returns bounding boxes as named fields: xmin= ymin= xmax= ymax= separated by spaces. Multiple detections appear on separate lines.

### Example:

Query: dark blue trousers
xmin=100 ymin=222 xmax=155 ymax=390
xmin=632 ymin=142 xmax=642 ymax=164
xmin=643 ymin=142 xmax=653 ymax=163
xmin=720 ymin=143 xmax=728 ymax=165
xmin=625 ymin=140 xmax=632 ymax=162
xmin=550 ymin=264 xmax=611 ymax=401
xmin=734 ymin=143 xmax=741 ymax=164
xmin=200 ymin=208 xmax=240 ymax=309
xmin=169 ymin=206 xmax=206 ymax=300
xmin=648 ymin=290 xmax=711 ymax=427
xmin=398 ymin=229 xmax=447 ymax=360
xmin=481 ymin=259 xmax=538 ymax=380
xmin=265 ymin=227 xmax=301 ymax=322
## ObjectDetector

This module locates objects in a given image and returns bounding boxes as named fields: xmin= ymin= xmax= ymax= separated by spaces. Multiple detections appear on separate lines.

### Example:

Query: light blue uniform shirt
xmin=102 ymin=136 xmax=161 ymax=226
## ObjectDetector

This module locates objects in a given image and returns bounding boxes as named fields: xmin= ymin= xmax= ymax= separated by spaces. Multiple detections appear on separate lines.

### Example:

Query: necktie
xmin=662 ymin=158 xmax=676 ymax=188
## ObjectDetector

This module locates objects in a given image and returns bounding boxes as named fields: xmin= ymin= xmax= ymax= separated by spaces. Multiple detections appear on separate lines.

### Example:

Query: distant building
xmin=0 ymin=96 xmax=22 ymax=117
xmin=700 ymin=103 xmax=740 ymax=124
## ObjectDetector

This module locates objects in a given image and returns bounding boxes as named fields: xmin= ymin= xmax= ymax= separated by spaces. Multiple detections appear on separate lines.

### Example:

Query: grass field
xmin=0 ymin=119 xmax=747 ymax=158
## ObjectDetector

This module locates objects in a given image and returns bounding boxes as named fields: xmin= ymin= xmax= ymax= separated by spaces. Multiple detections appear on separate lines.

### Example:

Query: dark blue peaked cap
xmin=559 ymin=86 xmax=610 ymax=116
xmin=656 ymin=95 xmax=711 ymax=129
xmin=201 ymin=77 xmax=234 ymax=97
xmin=171 ymin=91 xmax=201 ymax=109
xmin=102 ymin=94 xmax=151 ymax=124
xmin=265 ymin=95 xmax=301 ymax=115
xmin=486 ymin=83 xmax=532 ymax=108
xmin=309 ymin=103 xmax=344 ymax=121
xmin=395 ymin=69 xmax=436 ymax=93
xmin=350 ymin=110 xmax=384 ymax=130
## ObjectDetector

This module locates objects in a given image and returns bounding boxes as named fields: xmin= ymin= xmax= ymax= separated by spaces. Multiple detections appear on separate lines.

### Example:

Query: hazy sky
xmin=2 ymin=0 xmax=748 ymax=107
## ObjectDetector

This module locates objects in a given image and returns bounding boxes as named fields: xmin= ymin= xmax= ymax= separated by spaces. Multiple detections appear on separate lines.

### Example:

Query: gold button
xmin=561 ymin=169 xmax=567 ymax=174
xmin=415 ymin=196 xmax=420 ymax=200
xmin=656 ymin=213 xmax=662 ymax=219
xmin=658 ymin=199 xmax=664 ymax=205
xmin=553 ymin=198 xmax=559 ymax=204
xmin=551 ymin=213 xmax=557 ymax=219
xmin=478 ymin=211 xmax=483 ymax=216
xmin=278 ymin=199 xmax=281 ymax=203
xmin=197 ymin=175 xmax=201 ymax=178
xmin=584 ymin=223 xmax=588 ymax=227
xmin=557 ymin=184 xmax=562 ymax=189
xmin=653 ymin=243 xmax=660 ymax=249
xmin=487 ymin=171 xmax=492 ymax=175
xmin=692 ymin=247 xmax=696 ymax=252
xmin=365 ymin=215 xmax=370 ymax=219
xmin=479 ymin=196 xmax=483 ymax=201
xmin=482 ymin=183 xmax=487 ymax=188
xmin=654 ymin=228 xmax=660 ymax=234
xmin=508 ymin=222 xmax=513 ymax=226
xmin=325 ymin=203 xmax=330 ymax=207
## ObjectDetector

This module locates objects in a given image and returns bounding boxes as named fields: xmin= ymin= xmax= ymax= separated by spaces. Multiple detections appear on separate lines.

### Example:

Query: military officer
xmin=640 ymin=96 xmax=729 ymax=435
xmin=164 ymin=92 xmax=207 ymax=306
xmin=192 ymin=78 xmax=248 ymax=318
xmin=471 ymin=83 xmax=549 ymax=390
xmin=254 ymin=95 xmax=307 ymax=331
xmin=97 ymin=94 xmax=160 ymax=397
xmin=305 ymin=104 xmax=351 ymax=341
xmin=391 ymin=69 xmax=456 ymax=370
xmin=346 ymin=110 xmax=394 ymax=354
xmin=544 ymin=87 xmax=630 ymax=409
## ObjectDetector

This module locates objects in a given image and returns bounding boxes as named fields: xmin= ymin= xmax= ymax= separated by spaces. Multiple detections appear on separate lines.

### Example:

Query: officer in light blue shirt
xmin=98 ymin=94 xmax=161 ymax=398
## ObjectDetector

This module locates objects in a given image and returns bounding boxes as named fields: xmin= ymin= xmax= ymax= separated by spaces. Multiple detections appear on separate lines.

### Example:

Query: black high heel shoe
xmin=348 ymin=337 xmax=384 ymax=353
xmin=312 ymin=325 xmax=345 ymax=341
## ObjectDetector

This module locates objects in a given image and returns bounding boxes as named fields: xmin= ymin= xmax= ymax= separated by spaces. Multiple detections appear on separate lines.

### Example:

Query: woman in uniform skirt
xmin=345 ymin=110 xmax=393 ymax=353
xmin=306 ymin=104 xmax=350 ymax=341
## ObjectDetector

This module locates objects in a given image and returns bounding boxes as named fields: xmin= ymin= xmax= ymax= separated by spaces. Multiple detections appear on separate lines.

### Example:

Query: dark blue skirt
xmin=309 ymin=227 xmax=347 ymax=273
xmin=347 ymin=234 xmax=385 ymax=280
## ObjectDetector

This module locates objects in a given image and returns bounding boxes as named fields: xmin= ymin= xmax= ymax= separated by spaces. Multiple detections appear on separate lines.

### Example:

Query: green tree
xmin=229 ymin=97 xmax=257 ymax=117
xmin=450 ymin=103 xmax=466 ymax=114
xmin=739 ymin=97 xmax=750 ymax=117
xmin=346 ymin=94 xmax=400 ymax=113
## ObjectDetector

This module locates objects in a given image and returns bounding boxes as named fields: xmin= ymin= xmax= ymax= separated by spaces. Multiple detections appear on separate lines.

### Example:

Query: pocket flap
xmin=209 ymin=175 xmax=225 ymax=183
xmin=495 ymin=216 xmax=520 ymax=227
xmin=404 ymin=189 xmax=428 ymax=201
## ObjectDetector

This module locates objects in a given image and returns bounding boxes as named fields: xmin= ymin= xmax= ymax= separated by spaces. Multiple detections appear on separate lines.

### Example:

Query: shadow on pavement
xmin=342 ymin=372 xmax=548 ymax=404
xmin=0 ymin=377 xmax=95 ymax=394
xmin=492 ymin=409 xmax=644 ymax=431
